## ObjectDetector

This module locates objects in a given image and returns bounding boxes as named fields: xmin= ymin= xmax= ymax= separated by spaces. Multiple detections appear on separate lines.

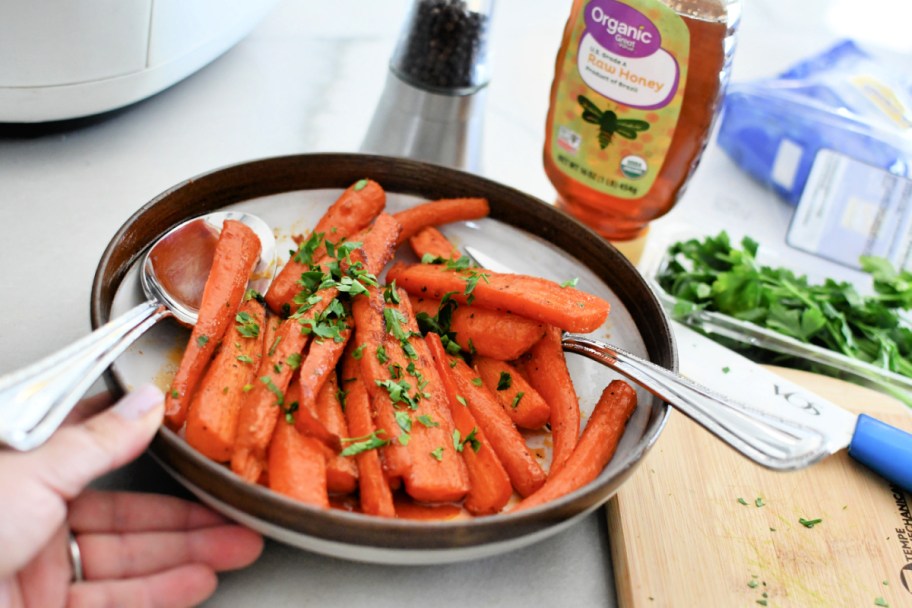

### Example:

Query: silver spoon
xmin=0 ymin=211 xmax=276 ymax=451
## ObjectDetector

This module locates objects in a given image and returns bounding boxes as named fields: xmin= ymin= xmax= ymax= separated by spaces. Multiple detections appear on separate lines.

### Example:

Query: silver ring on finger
xmin=68 ymin=531 xmax=84 ymax=583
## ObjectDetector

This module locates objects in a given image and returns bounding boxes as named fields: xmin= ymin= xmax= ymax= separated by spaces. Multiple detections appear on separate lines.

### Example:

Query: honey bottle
xmin=543 ymin=0 xmax=741 ymax=241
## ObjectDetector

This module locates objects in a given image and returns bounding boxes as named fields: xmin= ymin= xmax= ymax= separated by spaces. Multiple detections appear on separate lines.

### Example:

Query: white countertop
xmin=1 ymin=0 xmax=907 ymax=605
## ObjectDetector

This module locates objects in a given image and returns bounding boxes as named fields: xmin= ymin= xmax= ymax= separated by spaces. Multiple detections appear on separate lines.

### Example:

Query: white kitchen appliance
xmin=0 ymin=0 xmax=279 ymax=123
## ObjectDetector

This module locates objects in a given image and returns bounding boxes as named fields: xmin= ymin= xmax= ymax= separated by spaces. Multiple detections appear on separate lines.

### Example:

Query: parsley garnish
xmin=353 ymin=178 xmax=369 ymax=191
xmin=453 ymin=427 xmax=481 ymax=453
xmin=235 ymin=312 xmax=260 ymax=338
xmin=286 ymin=353 xmax=302 ymax=370
xmin=282 ymin=400 xmax=299 ymax=424
xmin=260 ymin=375 xmax=284 ymax=406
xmin=170 ymin=389 xmax=179 ymax=398
xmin=496 ymin=372 xmax=512 ymax=391
xmin=352 ymin=344 xmax=366 ymax=359
xmin=430 ymin=447 xmax=444 ymax=461
xmin=268 ymin=336 xmax=282 ymax=357
xmin=456 ymin=395 xmax=467 ymax=406
xmin=196 ymin=335 xmax=209 ymax=347
xmin=471 ymin=377 xmax=483 ymax=387
xmin=292 ymin=231 xmax=324 ymax=265
xmin=417 ymin=415 xmax=439 ymax=428
xmin=560 ymin=277 xmax=579 ymax=288
xmin=510 ymin=392 xmax=525 ymax=408
xmin=340 ymin=430 xmax=389 ymax=456
xmin=236 ymin=354 xmax=254 ymax=364
xmin=799 ymin=517 xmax=822 ymax=528
xmin=243 ymin=288 xmax=264 ymax=302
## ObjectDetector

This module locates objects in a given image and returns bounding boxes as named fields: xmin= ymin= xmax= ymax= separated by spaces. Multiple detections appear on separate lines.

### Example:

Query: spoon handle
xmin=561 ymin=333 xmax=830 ymax=470
xmin=0 ymin=300 xmax=169 ymax=450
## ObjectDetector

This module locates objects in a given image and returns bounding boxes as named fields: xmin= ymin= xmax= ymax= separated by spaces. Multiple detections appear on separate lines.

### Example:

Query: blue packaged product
xmin=717 ymin=40 xmax=912 ymax=271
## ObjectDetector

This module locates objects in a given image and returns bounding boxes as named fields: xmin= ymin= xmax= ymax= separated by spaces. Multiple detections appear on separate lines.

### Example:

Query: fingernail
xmin=112 ymin=384 xmax=164 ymax=421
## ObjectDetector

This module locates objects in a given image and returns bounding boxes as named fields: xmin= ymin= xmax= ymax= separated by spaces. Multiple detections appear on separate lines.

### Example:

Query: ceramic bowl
xmin=91 ymin=153 xmax=674 ymax=564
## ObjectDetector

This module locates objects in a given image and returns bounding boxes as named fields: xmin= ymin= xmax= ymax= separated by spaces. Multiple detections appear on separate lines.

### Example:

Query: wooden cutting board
xmin=607 ymin=367 xmax=912 ymax=608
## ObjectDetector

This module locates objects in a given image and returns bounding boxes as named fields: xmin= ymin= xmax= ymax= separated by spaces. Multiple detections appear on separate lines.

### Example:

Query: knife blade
xmin=463 ymin=244 xmax=912 ymax=492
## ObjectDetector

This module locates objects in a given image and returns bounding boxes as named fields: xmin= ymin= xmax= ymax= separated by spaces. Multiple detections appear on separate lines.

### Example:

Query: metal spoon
xmin=0 ymin=211 xmax=276 ymax=451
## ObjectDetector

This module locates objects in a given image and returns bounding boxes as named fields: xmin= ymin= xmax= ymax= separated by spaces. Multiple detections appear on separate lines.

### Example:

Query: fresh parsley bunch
xmin=658 ymin=232 xmax=912 ymax=379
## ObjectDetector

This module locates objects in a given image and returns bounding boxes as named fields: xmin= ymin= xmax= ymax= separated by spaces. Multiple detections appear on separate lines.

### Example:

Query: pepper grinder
xmin=361 ymin=0 xmax=494 ymax=172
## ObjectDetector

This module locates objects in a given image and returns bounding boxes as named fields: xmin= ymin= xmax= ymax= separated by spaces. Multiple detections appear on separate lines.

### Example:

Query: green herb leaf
xmin=496 ymin=372 xmax=512 ymax=391
xmin=430 ymin=446 xmax=444 ymax=461
xmin=560 ymin=277 xmax=579 ymax=288
xmin=196 ymin=335 xmax=210 ymax=348
xmin=341 ymin=430 xmax=389 ymax=456
xmin=352 ymin=344 xmax=366 ymax=360
xmin=799 ymin=517 xmax=822 ymax=528
xmin=260 ymin=375 xmax=284 ymax=406
xmin=510 ymin=392 xmax=525 ymax=408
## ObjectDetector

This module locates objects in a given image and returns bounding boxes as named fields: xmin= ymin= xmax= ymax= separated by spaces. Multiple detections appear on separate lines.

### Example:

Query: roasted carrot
xmin=165 ymin=219 xmax=262 ymax=430
xmin=341 ymin=345 xmax=396 ymax=517
xmin=408 ymin=226 xmax=462 ymax=261
xmin=432 ymin=344 xmax=546 ymax=497
xmin=353 ymin=283 xmax=469 ymax=503
xmin=267 ymin=418 xmax=330 ymax=508
xmin=184 ymin=297 xmax=266 ymax=462
xmin=392 ymin=197 xmax=489 ymax=245
xmin=410 ymin=296 xmax=545 ymax=361
xmin=426 ymin=333 xmax=513 ymax=515
xmin=294 ymin=212 xmax=401 ymax=427
xmin=474 ymin=356 xmax=550 ymax=430
xmin=230 ymin=303 xmax=338 ymax=483
xmin=519 ymin=326 xmax=580 ymax=475
xmin=265 ymin=179 xmax=386 ymax=314
xmin=350 ymin=294 xmax=411 ymax=482
xmin=314 ymin=374 xmax=359 ymax=494
xmin=387 ymin=262 xmax=610 ymax=334
xmin=514 ymin=380 xmax=637 ymax=512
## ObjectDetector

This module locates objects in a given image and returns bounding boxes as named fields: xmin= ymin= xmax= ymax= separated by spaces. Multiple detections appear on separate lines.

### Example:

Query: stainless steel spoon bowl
xmin=0 ymin=211 xmax=275 ymax=451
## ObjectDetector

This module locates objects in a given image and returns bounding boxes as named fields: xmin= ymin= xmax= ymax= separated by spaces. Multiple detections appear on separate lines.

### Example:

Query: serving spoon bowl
xmin=0 ymin=211 xmax=275 ymax=451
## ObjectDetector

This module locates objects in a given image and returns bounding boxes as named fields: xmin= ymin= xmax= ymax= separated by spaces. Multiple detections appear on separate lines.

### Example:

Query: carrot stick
xmin=519 ymin=326 xmax=581 ymax=475
xmin=230 ymin=301 xmax=339 ymax=483
xmin=165 ymin=219 xmax=262 ymax=430
xmin=514 ymin=380 xmax=637 ymax=512
xmin=341 ymin=346 xmax=396 ymax=517
xmin=358 ymin=285 xmax=469 ymax=503
xmin=426 ymin=333 xmax=513 ymax=515
xmin=265 ymin=179 xmax=385 ymax=314
xmin=314 ymin=374 xmax=359 ymax=494
xmin=409 ymin=226 xmax=462 ymax=261
xmin=431 ymin=343 xmax=546 ymax=497
xmin=392 ymin=197 xmax=489 ymax=245
xmin=184 ymin=297 xmax=266 ymax=462
xmin=267 ymin=419 xmax=330 ymax=508
xmin=293 ymin=212 xmax=401 ymax=428
xmin=350 ymin=294 xmax=411 ymax=482
xmin=474 ymin=356 xmax=550 ymax=430
xmin=387 ymin=262 xmax=610 ymax=334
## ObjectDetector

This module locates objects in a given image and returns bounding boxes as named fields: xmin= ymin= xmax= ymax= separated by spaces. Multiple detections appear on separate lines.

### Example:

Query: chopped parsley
xmin=799 ymin=517 xmax=822 ymax=528
xmin=417 ymin=415 xmax=439 ymax=428
xmin=196 ymin=335 xmax=210 ymax=348
xmin=286 ymin=353 xmax=302 ymax=370
xmin=353 ymin=178 xmax=369 ymax=191
xmin=236 ymin=354 xmax=255 ymax=364
xmin=496 ymin=372 xmax=512 ymax=391
xmin=560 ymin=277 xmax=579 ymax=288
xmin=511 ymin=392 xmax=525 ymax=408
xmin=456 ymin=395 xmax=467 ymax=406
xmin=340 ymin=430 xmax=389 ymax=457
xmin=453 ymin=427 xmax=481 ymax=453
xmin=282 ymin=400 xmax=299 ymax=424
xmin=170 ymin=389 xmax=179 ymax=398
xmin=430 ymin=446 xmax=445 ymax=461
xmin=351 ymin=344 xmax=366 ymax=359
xmin=471 ymin=377 xmax=483 ymax=387
xmin=268 ymin=336 xmax=282 ymax=357
xmin=260 ymin=375 xmax=284 ymax=405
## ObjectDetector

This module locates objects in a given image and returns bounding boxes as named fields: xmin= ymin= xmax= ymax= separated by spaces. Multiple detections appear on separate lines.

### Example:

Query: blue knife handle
xmin=848 ymin=414 xmax=912 ymax=493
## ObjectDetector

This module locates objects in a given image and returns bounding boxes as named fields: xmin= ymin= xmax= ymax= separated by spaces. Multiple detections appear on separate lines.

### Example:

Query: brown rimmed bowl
xmin=91 ymin=153 xmax=674 ymax=564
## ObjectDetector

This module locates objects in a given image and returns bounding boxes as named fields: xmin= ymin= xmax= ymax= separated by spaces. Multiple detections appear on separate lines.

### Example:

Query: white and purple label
xmin=577 ymin=0 xmax=679 ymax=109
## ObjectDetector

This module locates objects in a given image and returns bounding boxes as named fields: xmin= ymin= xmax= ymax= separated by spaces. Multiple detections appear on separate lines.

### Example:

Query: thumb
xmin=30 ymin=384 xmax=164 ymax=499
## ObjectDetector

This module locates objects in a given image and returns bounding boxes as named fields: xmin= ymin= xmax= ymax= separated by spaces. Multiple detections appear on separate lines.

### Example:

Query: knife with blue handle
xmin=674 ymin=321 xmax=912 ymax=492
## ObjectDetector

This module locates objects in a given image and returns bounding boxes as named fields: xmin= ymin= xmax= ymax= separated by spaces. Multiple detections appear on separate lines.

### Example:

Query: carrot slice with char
xmin=165 ymin=219 xmax=262 ymax=430
xmin=313 ymin=374 xmax=359 ymax=494
xmin=514 ymin=380 xmax=637 ymax=512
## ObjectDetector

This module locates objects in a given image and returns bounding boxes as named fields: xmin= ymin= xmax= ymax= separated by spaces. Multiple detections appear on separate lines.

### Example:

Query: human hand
xmin=0 ymin=385 xmax=264 ymax=608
